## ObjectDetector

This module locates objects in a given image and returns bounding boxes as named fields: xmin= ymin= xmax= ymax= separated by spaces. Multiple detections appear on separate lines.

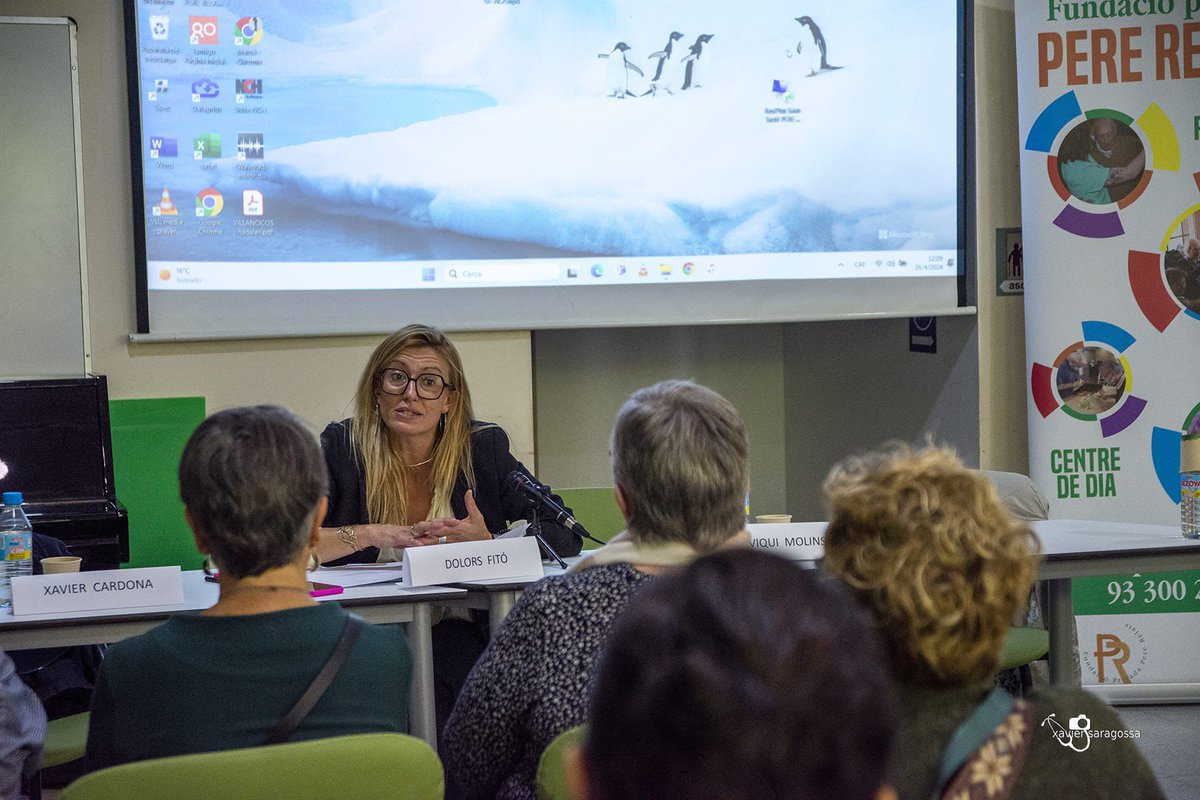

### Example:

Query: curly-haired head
xmin=821 ymin=444 xmax=1040 ymax=686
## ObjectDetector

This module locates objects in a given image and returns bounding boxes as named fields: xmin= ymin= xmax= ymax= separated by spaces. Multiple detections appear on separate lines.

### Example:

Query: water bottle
xmin=1183 ymin=436 xmax=1200 ymax=540
xmin=0 ymin=491 xmax=34 ymax=607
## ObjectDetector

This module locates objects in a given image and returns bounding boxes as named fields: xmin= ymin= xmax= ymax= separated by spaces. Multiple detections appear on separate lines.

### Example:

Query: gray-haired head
xmin=179 ymin=405 xmax=326 ymax=579
xmin=611 ymin=380 xmax=749 ymax=550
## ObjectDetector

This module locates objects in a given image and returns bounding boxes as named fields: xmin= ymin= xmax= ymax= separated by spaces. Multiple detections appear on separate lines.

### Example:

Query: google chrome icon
xmin=196 ymin=188 xmax=224 ymax=217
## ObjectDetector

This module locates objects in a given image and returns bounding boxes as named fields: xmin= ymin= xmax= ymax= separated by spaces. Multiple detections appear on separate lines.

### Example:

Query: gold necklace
xmin=405 ymin=455 xmax=434 ymax=468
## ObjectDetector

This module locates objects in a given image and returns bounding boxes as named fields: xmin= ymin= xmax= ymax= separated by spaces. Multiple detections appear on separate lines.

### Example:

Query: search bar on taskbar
xmin=443 ymin=263 xmax=560 ymax=283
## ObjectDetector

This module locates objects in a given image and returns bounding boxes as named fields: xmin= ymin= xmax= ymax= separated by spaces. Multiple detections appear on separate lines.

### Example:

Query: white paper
xmin=307 ymin=565 xmax=406 ymax=588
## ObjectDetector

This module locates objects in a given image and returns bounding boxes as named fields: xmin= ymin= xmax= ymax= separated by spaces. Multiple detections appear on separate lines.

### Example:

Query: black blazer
xmin=320 ymin=419 xmax=581 ymax=564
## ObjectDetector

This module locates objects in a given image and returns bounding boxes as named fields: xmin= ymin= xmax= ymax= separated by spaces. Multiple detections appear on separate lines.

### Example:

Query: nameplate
xmin=403 ymin=537 xmax=543 ymax=587
xmin=748 ymin=522 xmax=826 ymax=561
xmin=10 ymin=566 xmax=184 ymax=616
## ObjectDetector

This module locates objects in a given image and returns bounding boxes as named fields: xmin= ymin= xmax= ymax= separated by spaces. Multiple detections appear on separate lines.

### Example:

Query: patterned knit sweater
xmin=442 ymin=563 xmax=655 ymax=800
xmin=890 ymin=682 xmax=1165 ymax=800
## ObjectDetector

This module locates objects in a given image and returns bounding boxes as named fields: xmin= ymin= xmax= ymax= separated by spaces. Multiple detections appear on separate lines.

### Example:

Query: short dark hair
xmin=584 ymin=549 xmax=895 ymax=800
xmin=179 ymin=405 xmax=327 ymax=579
xmin=610 ymin=380 xmax=748 ymax=549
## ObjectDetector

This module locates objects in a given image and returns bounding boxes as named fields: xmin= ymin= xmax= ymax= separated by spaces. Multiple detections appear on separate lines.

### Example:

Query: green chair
xmin=29 ymin=711 xmax=90 ymax=800
xmin=536 ymin=725 xmax=587 ymax=800
xmin=999 ymin=625 xmax=1050 ymax=694
xmin=556 ymin=488 xmax=624 ymax=550
xmin=59 ymin=733 xmax=443 ymax=800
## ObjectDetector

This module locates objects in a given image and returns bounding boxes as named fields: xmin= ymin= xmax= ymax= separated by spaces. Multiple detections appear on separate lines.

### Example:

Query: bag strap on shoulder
xmin=932 ymin=687 xmax=1033 ymax=800
xmin=264 ymin=612 xmax=363 ymax=745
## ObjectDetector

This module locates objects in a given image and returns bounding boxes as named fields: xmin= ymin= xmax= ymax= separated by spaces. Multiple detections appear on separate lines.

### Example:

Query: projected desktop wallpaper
xmin=131 ymin=0 xmax=957 ymax=284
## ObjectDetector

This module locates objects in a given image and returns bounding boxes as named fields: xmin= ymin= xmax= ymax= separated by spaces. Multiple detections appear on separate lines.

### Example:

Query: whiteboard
xmin=0 ymin=17 xmax=89 ymax=376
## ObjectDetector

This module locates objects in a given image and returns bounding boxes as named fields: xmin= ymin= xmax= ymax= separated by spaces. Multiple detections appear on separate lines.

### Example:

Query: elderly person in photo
xmin=442 ymin=380 xmax=751 ymax=800
xmin=821 ymin=444 xmax=1164 ymax=800
xmin=86 ymin=406 xmax=410 ymax=771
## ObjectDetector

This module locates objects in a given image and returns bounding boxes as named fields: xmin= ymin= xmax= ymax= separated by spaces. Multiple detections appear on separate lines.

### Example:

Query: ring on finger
xmin=438 ymin=535 xmax=447 ymax=545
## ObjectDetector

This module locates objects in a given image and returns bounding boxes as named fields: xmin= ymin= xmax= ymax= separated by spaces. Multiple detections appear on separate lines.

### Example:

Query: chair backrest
xmin=60 ymin=733 xmax=443 ymax=800
xmin=535 ymin=725 xmax=587 ymax=800
xmin=556 ymin=488 xmax=624 ymax=550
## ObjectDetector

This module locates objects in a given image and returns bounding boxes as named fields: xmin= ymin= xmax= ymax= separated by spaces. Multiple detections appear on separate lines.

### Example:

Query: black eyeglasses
xmin=376 ymin=368 xmax=455 ymax=399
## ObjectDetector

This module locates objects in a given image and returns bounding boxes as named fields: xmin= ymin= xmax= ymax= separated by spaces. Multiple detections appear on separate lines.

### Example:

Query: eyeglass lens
xmin=379 ymin=370 xmax=447 ymax=398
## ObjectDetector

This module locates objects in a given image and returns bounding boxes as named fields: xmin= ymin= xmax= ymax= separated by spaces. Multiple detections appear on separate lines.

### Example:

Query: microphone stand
xmin=527 ymin=512 xmax=568 ymax=569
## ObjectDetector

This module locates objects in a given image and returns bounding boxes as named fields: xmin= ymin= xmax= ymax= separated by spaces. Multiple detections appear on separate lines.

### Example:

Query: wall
xmin=974 ymin=0 xmax=1029 ymax=473
xmin=533 ymin=325 xmax=788 ymax=515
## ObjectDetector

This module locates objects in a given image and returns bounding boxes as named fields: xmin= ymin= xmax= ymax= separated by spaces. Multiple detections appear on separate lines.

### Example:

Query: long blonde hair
xmin=351 ymin=325 xmax=477 ymax=525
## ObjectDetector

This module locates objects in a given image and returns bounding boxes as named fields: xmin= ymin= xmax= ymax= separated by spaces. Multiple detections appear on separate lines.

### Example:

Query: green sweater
xmin=86 ymin=603 xmax=410 ymax=771
xmin=890 ymin=682 xmax=1164 ymax=800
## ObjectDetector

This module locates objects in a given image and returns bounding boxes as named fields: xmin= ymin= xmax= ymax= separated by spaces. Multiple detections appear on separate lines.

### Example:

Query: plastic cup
xmin=755 ymin=514 xmax=792 ymax=524
xmin=41 ymin=556 xmax=82 ymax=574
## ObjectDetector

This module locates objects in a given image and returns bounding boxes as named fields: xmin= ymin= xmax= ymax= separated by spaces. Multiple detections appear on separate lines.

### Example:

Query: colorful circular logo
xmin=1031 ymin=321 xmax=1146 ymax=437
xmin=236 ymin=17 xmax=263 ymax=47
xmin=1127 ymin=203 xmax=1200 ymax=332
xmin=1024 ymin=91 xmax=1180 ymax=239
xmin=195 ymin=188 xmax=224 ymax=217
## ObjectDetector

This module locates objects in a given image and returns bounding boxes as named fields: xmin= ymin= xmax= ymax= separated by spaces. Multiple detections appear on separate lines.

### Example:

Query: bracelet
xmin=336 ymin=524 xmax=360 ymax=552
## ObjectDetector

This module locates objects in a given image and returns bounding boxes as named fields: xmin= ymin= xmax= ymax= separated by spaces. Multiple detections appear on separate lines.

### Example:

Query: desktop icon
xmin=196 ymin=188 xmax=224 ymax=217
xmin=237 ymin=132 xmax=264 ymax=159
xmin=771 ymin=79 xmax=788 ymax=94
xmin=421 ymin=268 xmax=436 ymax=282
xmin=566 ymin=268 xmax=578 ymax=278
xmin=682 ymin=262 xmax=694 ymax=275
xmin=158 ymin=269 xmax=172 ymax=282
xmin=149 ymin=15 xmax=169 ymax=41
xmin=191 ymin=78 xmax=220 ymax=100
xmin=189 ymin=16 xmax=218 ymax=45
xmin=152 ymin=188 xmax=178 ymax=216
xmin=638 ymin=266 xmax=649 ymax=277
xmin=616 ymin=265 xmax=627 ymax=276
xmin=150 ymin=136 xmax=177 ymax=158
xmin=235 ymin=17 xmax=264 ymax=46
xmin=149 ymin=78 xmax=169 ymax=101
xmin=193 ymin=133 xmax=221 ymax=158
xmin=242 ymin=189 xmax=263 ymax=216
xmin=236 ymin=78 xmax=263 ymax=97
xmin=659 ymin=263 xmax=672 ymax=276
xmin=590 ymin=264 xmax=604 ymax=278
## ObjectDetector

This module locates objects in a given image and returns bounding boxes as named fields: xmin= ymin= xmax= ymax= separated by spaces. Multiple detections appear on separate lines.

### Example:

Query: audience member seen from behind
xmin=573 ymin=548 xmax=897 ymax=800
xmin=442 ymin=380 xmax=752 ymax=800
xmin=85 ymin=406 xmax=411 ymax=772
xmin=821 ymin=444 xmax=1164 ymax=800
xmin=0 ymin=646 xmax=46 ymax=798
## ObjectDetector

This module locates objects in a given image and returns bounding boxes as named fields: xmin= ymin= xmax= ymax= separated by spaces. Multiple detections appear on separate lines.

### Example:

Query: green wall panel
xmin=109 ymin=397 xmax=205 ymax=569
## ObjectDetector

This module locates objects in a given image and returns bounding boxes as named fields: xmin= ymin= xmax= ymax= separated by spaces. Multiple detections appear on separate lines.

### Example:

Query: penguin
xmin=599 ymin=42 xmax=644 ymax=99
xmin=680 ymin=33 xmax=714 ymax=91
xmin=641 ymin=31 xmax=685 ymax=96
xmin=794 ymin=16 xmax=841 ymax=76
xmin=648 ymin=31 xmax=684 ymax=82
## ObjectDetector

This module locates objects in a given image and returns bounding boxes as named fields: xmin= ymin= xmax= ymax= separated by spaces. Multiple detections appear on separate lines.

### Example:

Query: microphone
xmin=505 ymin=470 xmax=607 ymax=546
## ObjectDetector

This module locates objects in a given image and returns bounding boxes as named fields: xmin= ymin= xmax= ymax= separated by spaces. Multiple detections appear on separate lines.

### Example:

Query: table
xmin=0 ymin=570 xmax=466 ymax=749
xmin=449 ymin=521 xmax=1200 ymax=692
xmin=1032 ymin=519 xmax=1200 ymax=687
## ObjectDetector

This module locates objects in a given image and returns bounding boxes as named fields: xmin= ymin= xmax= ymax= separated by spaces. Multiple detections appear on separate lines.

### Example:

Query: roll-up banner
xmin=1015 ymin=2 xmax=1200 ymax=692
